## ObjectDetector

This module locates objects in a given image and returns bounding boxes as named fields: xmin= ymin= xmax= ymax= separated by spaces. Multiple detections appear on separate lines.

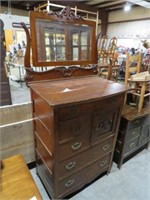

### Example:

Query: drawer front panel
xmin=124 ymin=137 xmax=139 ymax=155
xmin=139 ymin=124 xmax=149 ymax=144
xmin=32 ymin=91 xmax=54 ymax=131
xmin=91 ymin=136 xmax=114 ymax=158
xmin=125 ymin=127 xmax=141 ymax=142
xmin=36 ymin=137 xmax=53 ymax=173
xmin=59 ymin=134 xmax=90 ymax=161
xmin=59 ymin=145 xmax=111 ymax=179
xmin=36 ymin=152 xmax=53 ymax=190
xmin=59 ymin=103 xmax=93 ymax=121
xmin=128 ymin=118 xmax=142 ymax=129
xmin=94 ymin=95 xmax=123 ymax=111
xmin=91 ymin=109 xmax=117 ymax=144
xmin=35 ymin=118 xmax=54 ymax=155
xmin=58 ymin=154 xmax=110 ymax=197
xmin=59 ymin=115 xmax=92 ymax=142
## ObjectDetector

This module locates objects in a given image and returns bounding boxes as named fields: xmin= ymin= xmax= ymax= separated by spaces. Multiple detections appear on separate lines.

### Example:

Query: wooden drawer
xmin=59 ymin=103 xmax=93 ymax=121
xmin=36 ymin=152 xmax=53 ymax=191
xmin=36 ymin=136 xmax=53 ymax=174
xmin=59 ymin=136 xmax=113 ymax=178
xmin=58 ymin=154 xmax=110 ymax=197
xmin=59 ymin=115 xmax=92 ymax=142
xmin=124 ymin=137 xmax=139 ymax=155
xmin=35 ymin=118 xmax=54 ymax=155
xmin=125 ymin=127 xmax=141 ymax=142
xmin=58 ymin=134 xmax=90 ymax=161
xmin=139 ymin=124 xmax=149 ymax=144
xmin=94 ymin=95 xmax=123 ymax=111
xmin=32 ymin=92 xmax=54 ymax=131
xmin=91 ymin=109 xmax=117 ymax=144
xmin=128 ymin=118 xmax=142 ymax=129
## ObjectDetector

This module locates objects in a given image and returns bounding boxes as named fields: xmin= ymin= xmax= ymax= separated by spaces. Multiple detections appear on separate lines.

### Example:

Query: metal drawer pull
xmin=99 ymin=160 xmax=107 ymax=167
xmin=65 ymin=179 xmax=74 ymax=187
xmin=133 ymin=120 xmax=140 ymax=126
xmin=132 ymin=131 xmax=137 ymax=136
xmin=72 ymin=127 xmax=80 ymax=133
xmin=102 ymin=144 xmax=110 ymax=151
xmin=71 ymin=142 xmax=82 ymax=150
xmin=70 ymin=108 xmax=79 ymax=115
xmin=66 ymin=161 xmax=76 ymax=170
xmin=130 ymin=143 xmax=135 ymax=149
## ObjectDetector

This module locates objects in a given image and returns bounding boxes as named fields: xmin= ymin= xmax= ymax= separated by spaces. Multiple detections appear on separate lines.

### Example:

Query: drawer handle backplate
xmin=102 ymin=144 xmax=110 ymax=151
xmin=71 ymin=142 xmax=82 ymax=150
xmin=65 ymin=179 xmax=74 ymax=187
xmin=130 ymin=142 xmax=135 ymax=149
xmin=132 ymin=131 xmax=137 ymax=136
xmin=65 ymin=161 xmax=76 ymax=170
xmin=72 ymin=127 xmax=80 ymax=134
xmin=99 ymin=160 xmax=107 ymax=167
xmin=70 ymin=108 xmax=79 ymax=115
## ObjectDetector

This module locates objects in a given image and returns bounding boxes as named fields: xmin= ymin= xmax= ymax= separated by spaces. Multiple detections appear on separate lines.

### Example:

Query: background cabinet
xmin=29 ymin=76 xmax=126 ymax=199
xmin=113 ymin=105 xmax=150 ymax=168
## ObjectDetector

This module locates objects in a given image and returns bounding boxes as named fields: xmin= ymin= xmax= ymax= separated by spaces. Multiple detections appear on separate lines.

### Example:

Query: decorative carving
xmin=49 ymin=6 xmax=83 ymax=20
xmin=95 ymin=117 xmax=113 ymax=136
xmin=25 ymin=65 xmax=97 ymax=84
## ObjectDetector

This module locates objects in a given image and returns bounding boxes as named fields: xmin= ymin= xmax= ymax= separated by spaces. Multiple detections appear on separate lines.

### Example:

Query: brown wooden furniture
xmin=98 ymin=36 xmax=117 ymax=63
xmin=114 ymin=105 xmax=150 ymax=169
xmin=29 ymin=76 xmax=126 ymax=199
xmin=0 ymin=19 xmax=12 ymax=106
xmin=22 ymin=7 xmax=127 ymax=199
xmin=124 ymin=52 xmax=150 ymax=112
xmin=0 ymin=154 xmax=42 ymax=200
xmin=124 ymin=52 xmax=142 ymax=86
xmin=128 ymin=72 xmax=150 ymax=112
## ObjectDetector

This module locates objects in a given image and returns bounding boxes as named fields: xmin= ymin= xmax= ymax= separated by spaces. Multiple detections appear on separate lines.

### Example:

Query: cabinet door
xmin=91 ymin=109 xmax=118 ymax=144
xmin=139 ymin=124 xmax=149 ymax=144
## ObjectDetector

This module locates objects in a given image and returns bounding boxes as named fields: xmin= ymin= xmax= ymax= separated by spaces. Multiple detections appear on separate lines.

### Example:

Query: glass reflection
xmin=35 ymin=18 xmax=92 ymax=62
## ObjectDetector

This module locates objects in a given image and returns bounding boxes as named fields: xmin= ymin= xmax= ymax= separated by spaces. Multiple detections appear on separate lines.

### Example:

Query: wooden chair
xmin=124 ymin=52 xmax=142 ymax=86
xmin=98 ymin=36 xmax=119 ymax=81
xmin=98 ymin=59 xmax=113 ymax=80
xmin=124 ymin=52 xmax=150 ymax=112
xmin=127 ymin=71 xmax=150 ymax=112
xmin=98 ymin=36 xmax=117 ymax=63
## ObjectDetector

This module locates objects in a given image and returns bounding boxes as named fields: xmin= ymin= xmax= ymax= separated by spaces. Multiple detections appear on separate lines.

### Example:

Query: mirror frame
xmin=30 ymin=8 xmax=97 ymax=67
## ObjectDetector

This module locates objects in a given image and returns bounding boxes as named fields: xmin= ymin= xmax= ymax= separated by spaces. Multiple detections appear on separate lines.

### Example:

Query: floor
xmin=9 ymin=76 xmax=150 ymax=200
xmin=30 ymin=148 xmax=150 ymax=200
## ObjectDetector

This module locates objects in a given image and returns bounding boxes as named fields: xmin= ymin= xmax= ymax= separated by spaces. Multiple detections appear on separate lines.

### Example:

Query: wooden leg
xmin=138 ymin=82 xmax=146 ymax=112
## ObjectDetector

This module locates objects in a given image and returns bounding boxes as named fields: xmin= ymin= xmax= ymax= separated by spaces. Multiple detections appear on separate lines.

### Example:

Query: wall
xmin=1 ymin=6 xmax=28 ymax=17
xmin=106 ymin=7 xmax=150 ymax=49
xmin=0 ymin=13 xmax=29 ymax=51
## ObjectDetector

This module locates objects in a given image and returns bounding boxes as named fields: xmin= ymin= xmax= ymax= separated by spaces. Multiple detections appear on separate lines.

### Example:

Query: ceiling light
xmin=124 ymin=2 xmax=131 ymax=12
xmin=26 ymin=3 xmax=30 ymax=10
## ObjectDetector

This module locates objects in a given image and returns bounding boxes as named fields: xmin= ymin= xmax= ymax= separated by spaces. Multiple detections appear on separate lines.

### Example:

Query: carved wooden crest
xmin=49 ymin=6 xmax=83 ymax=20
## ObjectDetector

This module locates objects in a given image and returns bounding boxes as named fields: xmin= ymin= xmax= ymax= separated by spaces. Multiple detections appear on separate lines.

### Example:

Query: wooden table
xmin=0 ymin=155 xmax=42 ymax=200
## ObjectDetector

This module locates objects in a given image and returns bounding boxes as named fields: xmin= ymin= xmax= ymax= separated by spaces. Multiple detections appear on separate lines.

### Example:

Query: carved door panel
xmin=91 ymin=109 xmax=118 ymax=144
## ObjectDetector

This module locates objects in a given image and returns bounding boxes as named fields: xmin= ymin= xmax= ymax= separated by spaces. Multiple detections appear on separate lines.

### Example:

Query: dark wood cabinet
xmin=29 ymin=76 xmax=126 ymax=199
xmin=113 ymin=105 xmax=150 ymax=169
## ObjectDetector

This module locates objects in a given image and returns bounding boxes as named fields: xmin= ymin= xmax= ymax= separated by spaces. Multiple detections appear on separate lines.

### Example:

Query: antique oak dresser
xmin=22 ymin=7 xmax=127 ymax=199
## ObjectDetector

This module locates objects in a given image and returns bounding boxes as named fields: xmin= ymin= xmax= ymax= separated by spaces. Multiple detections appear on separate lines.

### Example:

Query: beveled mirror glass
xmin=30 ymin=9 xmax=97 ymax=66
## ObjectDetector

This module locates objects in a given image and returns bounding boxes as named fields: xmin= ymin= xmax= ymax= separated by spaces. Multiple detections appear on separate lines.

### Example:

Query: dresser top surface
xmin=29 ymin=76 xmax=127 ymax=106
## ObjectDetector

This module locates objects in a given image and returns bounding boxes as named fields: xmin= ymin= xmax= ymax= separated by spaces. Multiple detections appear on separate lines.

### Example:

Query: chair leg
xmin=138 ymin=82 xmax=146 ymax=112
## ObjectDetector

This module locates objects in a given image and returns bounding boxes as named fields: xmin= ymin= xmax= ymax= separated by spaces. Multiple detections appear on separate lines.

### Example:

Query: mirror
xmin=30 ymin=9 xmax=97 ymax=66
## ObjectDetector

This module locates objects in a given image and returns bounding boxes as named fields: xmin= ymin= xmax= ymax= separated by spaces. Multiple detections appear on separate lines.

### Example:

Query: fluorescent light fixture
xmin=124 ymin=2 xmax=131 ymax=11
